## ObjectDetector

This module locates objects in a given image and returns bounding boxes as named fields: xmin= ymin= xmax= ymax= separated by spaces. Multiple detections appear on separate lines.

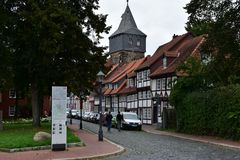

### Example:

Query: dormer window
xmin=163 ymin=57 xmax=167 ymax=69
xmin=114 ymin=83 xmax=118 ymax=89
xmin=128 ymin=78 xmax=135 ymax=87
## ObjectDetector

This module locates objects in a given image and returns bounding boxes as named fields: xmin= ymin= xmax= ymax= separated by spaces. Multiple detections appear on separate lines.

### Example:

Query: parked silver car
xmin=121 ymin=112 xmax=142 ymax=130
xmin=67 ymin=109 xmax=79 ymax=119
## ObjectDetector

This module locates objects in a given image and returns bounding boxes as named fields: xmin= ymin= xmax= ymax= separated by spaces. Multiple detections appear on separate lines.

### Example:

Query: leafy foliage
xmin=171 ymin=85 xmax=240 ymax=140
xmin=0 ymin=0 xmax=110 ymax=126
xmin=170 ymin=57 xmax=206 ymax=107
xmin=185 ymin=0 xmax=240 ymax=85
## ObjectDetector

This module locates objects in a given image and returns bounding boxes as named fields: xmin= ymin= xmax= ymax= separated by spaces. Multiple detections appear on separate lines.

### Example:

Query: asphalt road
xmin=72 ymin=119 xmax=240 ymax=160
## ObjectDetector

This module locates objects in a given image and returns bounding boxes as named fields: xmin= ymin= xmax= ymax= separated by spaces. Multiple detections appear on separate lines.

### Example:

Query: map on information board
xmin=52 ymin=86 xmax=67 ymax=100
xmin=52 ymin=100 xmax=66 ymax=120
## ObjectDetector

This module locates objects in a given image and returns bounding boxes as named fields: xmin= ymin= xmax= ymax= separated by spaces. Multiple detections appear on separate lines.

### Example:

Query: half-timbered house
xmin=139 ymin=33 xmax=205 ymax=124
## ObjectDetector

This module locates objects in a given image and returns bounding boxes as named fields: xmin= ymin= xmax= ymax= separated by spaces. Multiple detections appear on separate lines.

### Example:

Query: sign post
xmin=51 ymin=86 xmax=67 ymax=151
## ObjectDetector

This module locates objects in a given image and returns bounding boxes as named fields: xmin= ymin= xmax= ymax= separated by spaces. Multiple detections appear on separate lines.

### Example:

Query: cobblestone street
xmin=73 ymin=120 xmax=240 ymax=160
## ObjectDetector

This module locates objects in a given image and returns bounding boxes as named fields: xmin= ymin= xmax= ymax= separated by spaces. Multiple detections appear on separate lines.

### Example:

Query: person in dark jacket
xmin=106 ymin=111 xmax=113 ymax=132
xmin=116 ymin=111 xmax=123 ymax=132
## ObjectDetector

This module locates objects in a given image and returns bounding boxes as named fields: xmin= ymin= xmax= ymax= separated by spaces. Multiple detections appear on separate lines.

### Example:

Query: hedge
xmin=175 ymin=84 xmax=240 ymax=140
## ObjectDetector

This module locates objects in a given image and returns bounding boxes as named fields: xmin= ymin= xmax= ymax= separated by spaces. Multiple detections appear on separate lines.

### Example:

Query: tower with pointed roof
xmin=109 ymin=2 xmax=146 ymax=64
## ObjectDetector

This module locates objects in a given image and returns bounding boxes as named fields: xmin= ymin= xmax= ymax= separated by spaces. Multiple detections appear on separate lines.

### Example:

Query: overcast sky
xmin=97 ymin=0 xmax=191 ymax=55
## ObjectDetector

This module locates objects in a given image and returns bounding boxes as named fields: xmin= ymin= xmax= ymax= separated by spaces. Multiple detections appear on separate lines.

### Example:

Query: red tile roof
xmin=150 ymin=34 xmax=205 ymax=77
xmin=110 ymin=80 xmax=127 ymax=95
xmin=104 ymin=88 xmax=113 ymax=95
xmin=118 ymin=86 xmax=137 ymax=95
xmin=104 ymin=56 xmax=148 ymax=84
xmin=127 ymin=72 xmax=136 ymax=78
xmin=136 ymin=33 xmax=195 ymax=71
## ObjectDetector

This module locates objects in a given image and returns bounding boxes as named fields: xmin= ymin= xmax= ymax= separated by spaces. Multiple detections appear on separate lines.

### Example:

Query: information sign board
xmin=51 ymin=86 xmax=67 ymax=151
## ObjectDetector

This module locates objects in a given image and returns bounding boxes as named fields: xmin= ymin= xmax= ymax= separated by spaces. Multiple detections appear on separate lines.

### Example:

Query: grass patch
xmin=0 ymin=122 xmax=80 ymax=149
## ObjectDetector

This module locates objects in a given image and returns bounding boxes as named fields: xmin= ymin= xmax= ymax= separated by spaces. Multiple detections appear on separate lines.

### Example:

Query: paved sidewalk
xmin=142 ymin=124 xmax=240 ymax=150
xmin=0 ymin=124 xmax=124 ymax=160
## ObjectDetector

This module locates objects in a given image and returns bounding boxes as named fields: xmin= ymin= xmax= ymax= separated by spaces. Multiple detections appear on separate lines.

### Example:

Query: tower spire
xmin=127 ymin=0 xmax=129 ymax=5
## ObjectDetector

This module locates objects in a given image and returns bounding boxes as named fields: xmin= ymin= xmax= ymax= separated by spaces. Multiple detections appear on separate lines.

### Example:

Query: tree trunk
xmin=31 ymin=81 xmax=41 ymax=127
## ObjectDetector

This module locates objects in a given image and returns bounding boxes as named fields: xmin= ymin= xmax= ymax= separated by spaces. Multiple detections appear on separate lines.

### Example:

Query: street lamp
xmin=97 ymin=70 xmax=105 ymax=141
xmin=69 ymin=93 xmax=74 ymax=125
xmin=79 ymin=91 xmax=84 ymax=130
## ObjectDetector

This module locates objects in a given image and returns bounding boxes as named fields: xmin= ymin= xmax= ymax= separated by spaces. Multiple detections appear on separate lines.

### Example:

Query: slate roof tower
xmin=109 ymin=2 xmax=146 ymax=64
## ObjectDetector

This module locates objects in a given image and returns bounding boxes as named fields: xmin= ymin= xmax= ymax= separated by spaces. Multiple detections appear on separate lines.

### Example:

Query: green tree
xmin=0 ymin=0 xmax=110 ymax=127
xmin=170 ymin=57 xmax=206 ymax=107
xmin=185 ymin=0 xmax=240 ymax=86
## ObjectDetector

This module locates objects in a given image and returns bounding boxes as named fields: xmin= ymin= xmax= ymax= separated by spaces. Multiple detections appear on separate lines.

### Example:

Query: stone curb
xmin=52 ymin=129 xmax=125 ymax=160
xmin=143 ymin=129 xmax=240 ymax=150
xmin=0 ymin=142 xmax=84 ymax=153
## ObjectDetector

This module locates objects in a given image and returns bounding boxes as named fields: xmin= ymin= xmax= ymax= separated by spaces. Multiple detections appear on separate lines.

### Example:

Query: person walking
xmin=106 ymin=111 xmax=113 ymax=132
xmin=116 ymin=111 xmax=123 ymax=132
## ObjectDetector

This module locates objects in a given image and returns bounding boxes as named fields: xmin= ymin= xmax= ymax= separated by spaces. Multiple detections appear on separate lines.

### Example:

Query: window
xmin=108 ymin=84 xmax=113 ymax=89
xmin=143 ymin=108 xmax=152 ymax=119
xmin=156 ymin=79 xmax=162 ymax=90
xmin=106 ymin=97 xmax=110 ymax=105
xmin=9 ymin=89 xmax=16 ymax=98
xmin=127 ymin=95 xmax=134 ymax=102
xmin=129 ymin=38 xmax=133 ymax=45
xmin=120 ymin=96 xmax=126 ymax=102
xmin=114 ymin=83 xmax=118 ymax=89
xmin=137 ymin=40 xmax=141 ymax=46
xmin=162 ymin=78 xmax=166 ymax=90
xmin=138 ymin=72 xmax=142 ymax=80
xmin=128 ymin=78 xmax=134 ymax=87
xmin=134 ymin=94 xmax=137 ymax=100
xmin=9 ymin=106 xmax=15 ymax=116
xmin=147 ymin=91 xmax=152 ymax=98
xmin=147 ymin=70 xmax=150 ymax=80
xmin=143 ymin=70 xmax=147 ymax=80
xmin=167 ymin=77 xmax=172 ymax=89
xmin=138 ymin=92 xmax=143 ymax=99
xmin=163 ymin=57 xmax=167 ymax=68
xmin=143 ymin=91 xmax=146 ymax=99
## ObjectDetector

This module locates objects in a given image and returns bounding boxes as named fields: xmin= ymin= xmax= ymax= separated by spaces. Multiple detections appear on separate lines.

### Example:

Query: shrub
xmin=172 ymin=84 xmax=240 ymax=140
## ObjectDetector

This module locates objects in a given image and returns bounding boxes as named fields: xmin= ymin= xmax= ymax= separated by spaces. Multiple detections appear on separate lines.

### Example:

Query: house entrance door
xmin=153 ymin=104 xmax=158 ymax=123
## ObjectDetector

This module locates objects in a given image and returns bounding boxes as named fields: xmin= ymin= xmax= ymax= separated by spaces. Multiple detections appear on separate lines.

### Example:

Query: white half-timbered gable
xmin=148 ymin=33 xmax=205 ymax=124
